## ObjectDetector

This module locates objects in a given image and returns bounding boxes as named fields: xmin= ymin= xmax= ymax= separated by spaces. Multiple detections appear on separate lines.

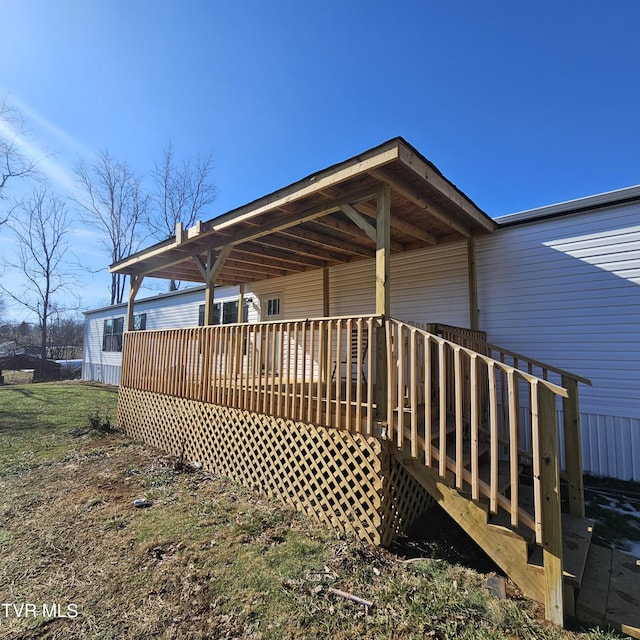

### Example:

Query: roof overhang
xmin=111 ymin=137 xmax=496 ymax=285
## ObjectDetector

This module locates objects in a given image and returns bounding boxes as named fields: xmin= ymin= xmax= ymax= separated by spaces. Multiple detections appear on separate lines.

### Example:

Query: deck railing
xmin=122 ymin=315 xmax=379 ymax=434
xmin=427 ymin=323 xmax=590 ymax=519
xmin=122 ymin=315 xmax=586 ymax=546
xmin=385 ymin=319 xmax=574 ymax=545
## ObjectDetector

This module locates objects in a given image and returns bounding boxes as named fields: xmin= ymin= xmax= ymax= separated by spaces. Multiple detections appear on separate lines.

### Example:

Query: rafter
xmin=369 ymin=169 xmax=471 ymax=237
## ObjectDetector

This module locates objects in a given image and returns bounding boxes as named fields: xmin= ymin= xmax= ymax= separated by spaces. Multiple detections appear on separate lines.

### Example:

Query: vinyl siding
xmin=477 ymin=201 xmax=640 ymax=480
xmin=82 ymin=285 xmax=242 ymax=384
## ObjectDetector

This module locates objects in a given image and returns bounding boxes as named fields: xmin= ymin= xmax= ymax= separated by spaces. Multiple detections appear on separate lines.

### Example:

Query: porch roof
xmin=110 ymin=137 xmax=496 ymax=286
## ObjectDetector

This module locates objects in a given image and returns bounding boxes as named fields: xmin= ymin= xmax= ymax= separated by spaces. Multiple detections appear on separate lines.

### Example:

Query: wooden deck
xmin=118 ymin=314 xmax=640 ymax=631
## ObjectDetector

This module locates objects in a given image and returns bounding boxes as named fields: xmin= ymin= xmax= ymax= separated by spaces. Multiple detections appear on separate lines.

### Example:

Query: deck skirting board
xmin=117 ymin=386 xmax=431 ymax=545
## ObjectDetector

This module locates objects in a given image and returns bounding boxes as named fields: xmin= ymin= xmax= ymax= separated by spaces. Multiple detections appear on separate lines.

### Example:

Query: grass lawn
xmin=0 ymin=382 xmax=625 ymax=639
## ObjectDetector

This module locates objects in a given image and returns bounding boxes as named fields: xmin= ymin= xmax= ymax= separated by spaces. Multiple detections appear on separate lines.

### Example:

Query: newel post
xmin=561 ymin=375 xmax=585 ymax=518
xmin=374 ymin=183 xmax=391 ymax=424
xmin=538 ymin=383 xmax=564 ymax=627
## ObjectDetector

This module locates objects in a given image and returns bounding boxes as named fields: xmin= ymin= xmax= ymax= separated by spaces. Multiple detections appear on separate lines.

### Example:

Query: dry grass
xmin=0 ymin=383 xmax=625 ymax=639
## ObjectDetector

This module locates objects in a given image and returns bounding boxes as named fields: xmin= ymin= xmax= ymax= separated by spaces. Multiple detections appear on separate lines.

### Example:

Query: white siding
xmin=477 ymin=201 xmax=640 ymax=480
xmin=83 ymin=200 xmax=640 ymax=481
xmin=82 ymin=285 xmax=241 ymax=384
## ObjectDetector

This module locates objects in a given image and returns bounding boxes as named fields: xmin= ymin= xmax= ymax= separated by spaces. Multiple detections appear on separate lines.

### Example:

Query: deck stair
xmin=387 ymin=317 xmax=639 ymax=635
xmin=395 ymin=401 xmax=639 ymax=637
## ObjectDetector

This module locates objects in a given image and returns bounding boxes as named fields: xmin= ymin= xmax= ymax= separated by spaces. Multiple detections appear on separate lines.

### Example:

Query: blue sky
xmin=1 ymin=0 xmax=640 ymax=318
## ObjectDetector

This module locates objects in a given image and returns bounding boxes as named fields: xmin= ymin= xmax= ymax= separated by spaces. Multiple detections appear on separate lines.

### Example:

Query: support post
xmin=322 ymin=268 xmax=330 ymax=317
xmin=238 ymin=284 xmax=245 ymax=323
xmin=467 ymin=238 xmax=479 ymax=331
xmin=204 ymin=250 xmax=216 ymax=326
xmin=374 ymin=184 xmax=391 ymax=422
xmin=561 ymin=376 xmax=585 ymax=518
xmin=538 ymin=383 xmax=564 ymax=627
xmin=203 ymin=245 xmax=232 ymax=326
xmin=126 ymin=274 xmax=145 ymax=332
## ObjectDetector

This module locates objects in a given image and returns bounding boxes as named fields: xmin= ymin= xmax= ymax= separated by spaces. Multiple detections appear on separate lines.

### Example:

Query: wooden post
xmin=238 ymin=284 xmax=245 ymax=323
xmin=467 ymin=238 xmax=479 ymax=331
xmin=126 ymin=274 xmax=145 ymax=331
xmin=204 ymin=245 xmax=232 ymax=326
xmin=374 ymin=183 xmax=391 ymax=422
xmin=562 ymin=376 xmax=585 ymax=518
xmin=538 ymin=383 xmax=564 ymax=627
xmin=376 ymin=184 xmax=391 ymax=317
xmin=322 ymin=268 xmax=330 ymax=317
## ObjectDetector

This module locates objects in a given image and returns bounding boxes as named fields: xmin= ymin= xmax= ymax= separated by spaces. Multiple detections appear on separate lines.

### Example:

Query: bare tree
xmin=0 ymin=100 xmax=39 ymax=224
xmin=74 ymin=150 xmax=148 ymax=304
xmin=149 ymin=142 xmax=216 ymax=290
xmin=0 ymin=189 xmax=73 ymax=378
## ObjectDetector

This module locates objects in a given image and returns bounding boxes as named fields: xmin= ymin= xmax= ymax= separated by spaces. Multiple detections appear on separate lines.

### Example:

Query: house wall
xmin=82 ymin=285 xmax=243 ymax=385
xmin=248 ymin=242 xmax=470 ymax=325
xmin=85 ymin=199 xmax=640 ymax=480
xmin=476 ymin=200 xmax=640 ymax=481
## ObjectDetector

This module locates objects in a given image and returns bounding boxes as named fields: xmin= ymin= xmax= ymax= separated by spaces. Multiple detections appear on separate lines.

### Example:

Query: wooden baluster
xmin=355 ymin=318 xmax=363 ymax=433
xmin=562 ymin=375 xmax=585 ymax=518
xmin=455 ymin=347 xmax=463 ymax=488
xmin=366 ymin=317 xmax=374 ymax=436
xmin=325 ymin=321 xmax=333 ymax=426
xmin=424 ymin=334 xmax=432 ymax=467
xmin=397 ymin=325 xmax=405 ymax=448
xmin=410 ymin=328 xmax=418 ymax=458
xmin=508 ymin=369 xmax=520 ymax=526
xmin=335 ymin=320 xmax=342 ymax=429
xmin=345 ymin=318 xmax=353 ymax=432
xmin=470 ymin=354 xmax=479 ymax=501
xmin=438 ymin=340 xmax=447 ymax=478
xmin=488 ymin=362 xmax=498 ymax=513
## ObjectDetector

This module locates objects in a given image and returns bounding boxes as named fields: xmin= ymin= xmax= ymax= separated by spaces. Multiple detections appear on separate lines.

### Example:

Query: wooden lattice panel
xmin=118 ymin=387 xmax=388 ymax=544
xmin=379 ymin=453 xmax=434 ymax=546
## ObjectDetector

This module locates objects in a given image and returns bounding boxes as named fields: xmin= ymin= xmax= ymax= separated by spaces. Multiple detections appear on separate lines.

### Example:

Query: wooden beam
xmin=254 ymin=234 xmax=347 ymax=264
xmin=341 ymin=204 xmax=377 ymax=242
xmin=280 ymin=225 xmax=373 ymax=258
xmin=238 ymin=284 xmax=245 ymax=323
xmin=175 ymin=221 xmax=184 ymax=244
xmin=237 ymin=242 xmax=328 ymax=269
xmin=538 ymin=383 xmax=564 ymax=627
xmin=355 ymin=201 xmax=438 ymax=245
xmin=370 ymin=168 xmax=472 ymax=238
xmin=397 ymin=144 xmax=496 ymax=232
xmin=111 ymin=186 xmax=378 ymax=276
xmin=374 ymin=184 xmax=391 ymax=424
xmin=204 ymin=246 xmax=232 ymax=325
xmin=562 ymin=376 xmax=585 ymax=519
xmin=126 ymin=274 xmax=145 ymax=332
xmin=467 ymin=238 xmax=479 ymax=330
xmin=192 ymin=255 xmax=208 ymax=281
xmin=323 ymin=268 xmax=330 ymax=317
xmin=376 ymin=184 xmax=391 ymax=317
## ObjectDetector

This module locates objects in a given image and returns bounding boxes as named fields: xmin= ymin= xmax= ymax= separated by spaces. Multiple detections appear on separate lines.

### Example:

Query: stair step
xmin=525 ymin=514 xmax=594 ymax=589
xmin=478 ymin=460 xmax=514 ymax=497
xmin=446 ymin=439 xmax=490 ymax=468
xmin=562 ymin=513 xmax=594 ymax=589
xmin=576 ymin=544 xmax=640 ymax=638
xmin=488 ymin=508 xmax=536 ymax=545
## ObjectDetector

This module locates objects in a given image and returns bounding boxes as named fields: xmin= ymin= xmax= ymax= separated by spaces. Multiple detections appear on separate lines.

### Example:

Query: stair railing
xmin=427 ymin=323 xmax=590 ymax=519
xmin=386 ymin=319 xmax=569 ymax=547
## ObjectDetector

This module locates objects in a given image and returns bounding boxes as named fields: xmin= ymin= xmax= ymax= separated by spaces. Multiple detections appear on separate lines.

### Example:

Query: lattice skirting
xmin=117 ymin=387 xmax=431 ymax=545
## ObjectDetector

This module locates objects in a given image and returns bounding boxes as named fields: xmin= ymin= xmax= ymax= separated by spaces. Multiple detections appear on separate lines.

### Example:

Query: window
xmin=198 ymin=301 xmax=247 ymax=326
xmin=262 ymin=294 xmax=282 ymax=320
xmin=102 ymin=317 xmax=124 ymax=352
xmin=133 ymin=313 xmax=147 ymax=331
